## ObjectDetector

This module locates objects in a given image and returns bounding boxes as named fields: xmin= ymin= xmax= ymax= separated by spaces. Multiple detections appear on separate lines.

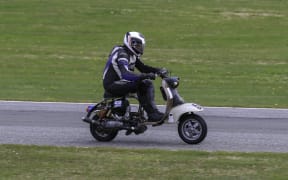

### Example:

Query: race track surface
xmin=0 ymin=101 xmax=287 ymax=152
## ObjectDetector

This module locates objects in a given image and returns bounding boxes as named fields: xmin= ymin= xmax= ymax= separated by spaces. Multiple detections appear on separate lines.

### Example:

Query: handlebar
xmin=156 ymin=68 xmax=169 ymax=79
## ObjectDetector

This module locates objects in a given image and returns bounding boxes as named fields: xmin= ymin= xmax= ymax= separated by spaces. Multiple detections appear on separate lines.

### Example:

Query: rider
xmin=102 ymin=32 xmax=166 ymax=122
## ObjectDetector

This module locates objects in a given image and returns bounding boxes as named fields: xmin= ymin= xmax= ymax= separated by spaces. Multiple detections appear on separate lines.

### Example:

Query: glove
xmin=140 ymin=73 xmax=156 ymax=80
xmin=157 ymin=68 xmax=169 ymax=78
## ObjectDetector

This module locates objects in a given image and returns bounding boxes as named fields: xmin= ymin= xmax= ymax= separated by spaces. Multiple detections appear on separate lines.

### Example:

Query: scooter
xmin=82 ymin=72 xmax=207 ymax=144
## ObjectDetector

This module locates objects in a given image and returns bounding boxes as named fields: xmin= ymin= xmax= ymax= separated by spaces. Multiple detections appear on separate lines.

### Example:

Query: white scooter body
xmin=159 ymin=76 xmax=204 ymax=124
xmin=168 ymin=103 xmax=204 ymax=124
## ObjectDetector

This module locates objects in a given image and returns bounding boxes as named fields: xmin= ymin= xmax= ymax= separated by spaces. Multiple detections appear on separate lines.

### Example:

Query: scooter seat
xmin=103 ymin=91 xmax=138 ymax=99
xmin=103 ymin=91 xmax=123 ymax=99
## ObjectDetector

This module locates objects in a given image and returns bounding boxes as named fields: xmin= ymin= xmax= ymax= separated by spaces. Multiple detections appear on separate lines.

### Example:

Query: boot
xmin=147 ymin=110 xmax=164 ymax=122
xmin=140 ymin=101 xmax=164 ymax=122
xmin=140 ymin=102 xmax=163 ymax=122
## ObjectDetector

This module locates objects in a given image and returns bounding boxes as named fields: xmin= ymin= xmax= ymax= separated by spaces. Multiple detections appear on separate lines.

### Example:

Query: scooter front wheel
xmin=178 ymin=114 xmax=207 ymax=144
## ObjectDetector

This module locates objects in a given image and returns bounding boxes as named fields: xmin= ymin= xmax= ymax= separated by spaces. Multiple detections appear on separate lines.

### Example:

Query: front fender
xmin=170 ymin=103 xmax=204 ymax=123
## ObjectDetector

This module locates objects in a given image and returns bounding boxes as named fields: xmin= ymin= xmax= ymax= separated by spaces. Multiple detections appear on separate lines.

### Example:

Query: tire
xmin=178 ymin=114 xmax=207 ymax=144
xmin=89 ymin=115 xmax=118 ymax=142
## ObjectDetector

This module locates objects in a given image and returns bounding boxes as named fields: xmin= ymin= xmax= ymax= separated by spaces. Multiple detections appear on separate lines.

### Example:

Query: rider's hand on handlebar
xmin=140 ymin=73 xmax=156 ymax=80
xmin=157 ymin=68 xmax=169 ymax=78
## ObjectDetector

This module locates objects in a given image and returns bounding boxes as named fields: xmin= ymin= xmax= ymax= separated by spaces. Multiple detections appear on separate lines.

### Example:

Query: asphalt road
xmin=0 ymin=101 xmax=287 ymax=152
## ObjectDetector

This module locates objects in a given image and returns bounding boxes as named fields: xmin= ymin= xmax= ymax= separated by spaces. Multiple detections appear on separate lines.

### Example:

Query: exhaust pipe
xmin=103 ymin=120 xmax=124 ymax=128
xmin=82 ymin=116 xmax=124 ymax=129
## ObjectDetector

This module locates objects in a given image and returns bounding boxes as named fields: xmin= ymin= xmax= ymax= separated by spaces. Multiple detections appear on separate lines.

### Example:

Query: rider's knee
xmin=141 ymin=79 xmax=153 ymax=87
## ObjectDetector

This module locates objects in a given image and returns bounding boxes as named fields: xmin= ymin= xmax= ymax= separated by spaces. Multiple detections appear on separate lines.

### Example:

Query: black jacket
xmin=103 ymin=45 xmax=159 ymax=88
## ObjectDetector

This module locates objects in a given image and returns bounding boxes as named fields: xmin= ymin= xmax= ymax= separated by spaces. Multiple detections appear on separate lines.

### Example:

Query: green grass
xmin=0 ymin=144 xmax=287 ymax=179
xmin=1 ymin=2 xmax=287 ymax=178
xmin=0 ymin=0 xmax=287 ymax=107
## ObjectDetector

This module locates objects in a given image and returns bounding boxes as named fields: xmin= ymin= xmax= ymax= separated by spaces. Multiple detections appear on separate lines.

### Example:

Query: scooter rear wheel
xmin=178 ymin=114 xmax=207 ymax=144
xmin=90 ymin=115 xmax=118 ymax=142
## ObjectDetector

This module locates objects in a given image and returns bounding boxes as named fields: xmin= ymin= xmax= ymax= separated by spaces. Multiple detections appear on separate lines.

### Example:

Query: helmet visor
xmin=131 ymin=38 xmax=144 ymax=55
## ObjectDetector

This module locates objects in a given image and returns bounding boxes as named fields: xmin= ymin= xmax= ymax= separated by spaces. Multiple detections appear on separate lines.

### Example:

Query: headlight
xmin=173 ymin=81 xmax=179 ymax=88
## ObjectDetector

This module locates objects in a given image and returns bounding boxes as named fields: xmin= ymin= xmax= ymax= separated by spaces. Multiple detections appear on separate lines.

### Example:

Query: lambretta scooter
xmin=82 ymin=72 xmax=207 ymax=144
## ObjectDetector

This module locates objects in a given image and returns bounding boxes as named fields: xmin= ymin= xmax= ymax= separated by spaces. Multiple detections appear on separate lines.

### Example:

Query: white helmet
xmin=123 ymin=32 xmax=145 ymax=56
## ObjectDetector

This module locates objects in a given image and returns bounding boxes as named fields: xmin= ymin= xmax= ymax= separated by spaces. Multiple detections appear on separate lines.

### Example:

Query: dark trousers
xmin=104 ymin=80 xmax=158 ymax=114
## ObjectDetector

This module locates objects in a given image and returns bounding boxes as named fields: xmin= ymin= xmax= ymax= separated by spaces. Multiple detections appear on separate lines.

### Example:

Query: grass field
xmin=1 ymin=1 xmax=288 ymax=179
xmin=1 ymin=144 xmax=288 ymax=179
xmin=0 ymin=0 xmax=287 ymax=107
